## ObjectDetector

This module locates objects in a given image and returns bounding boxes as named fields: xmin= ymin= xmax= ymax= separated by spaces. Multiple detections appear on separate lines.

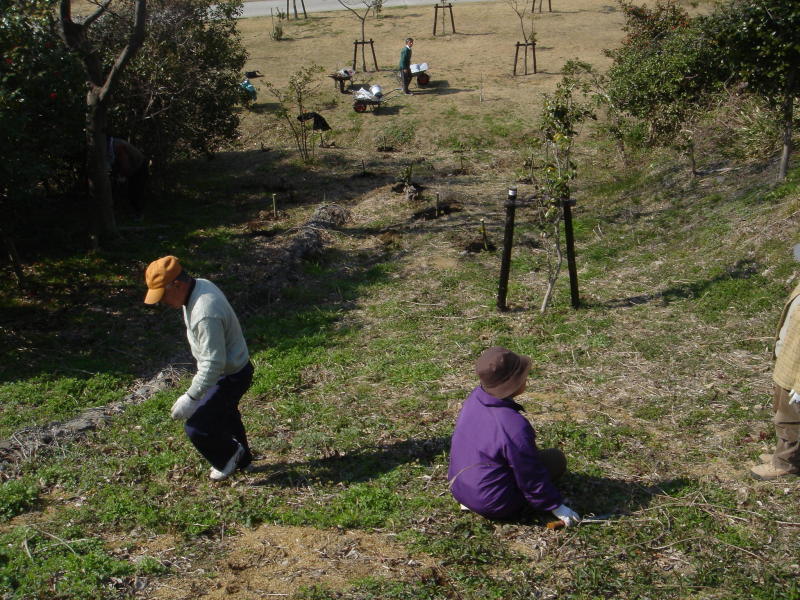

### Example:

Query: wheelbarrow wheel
xmin=417 ymin=72 xmax=430 ymax=86
xmin=353 ymin=102 xmax=368 ymax=113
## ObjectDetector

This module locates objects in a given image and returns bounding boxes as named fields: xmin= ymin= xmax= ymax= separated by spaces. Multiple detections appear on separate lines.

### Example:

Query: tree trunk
xmin=778 ymin=67 xmax=796 ymax=181
xmin=59 ymin=0 xmax=147 ymax=244
xmin=540 ymin=224 xmax=563 ymax=313
xmin=87 ymin=95 xmax=118 ymax=240
xmin=360 ymin=19 xmax=367 ymax=71
xmin=0 ymin=226 xmax=25 ymax=291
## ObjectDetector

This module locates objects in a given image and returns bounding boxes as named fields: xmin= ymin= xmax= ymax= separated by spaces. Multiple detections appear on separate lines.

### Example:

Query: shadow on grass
xmin=511 ymin=475 xmax=694 ymax=525
xmin=247 ymin=436 xmax=449 ymax=486
xmin=247 ymin=101 xmax=282 ymax=113
xmin=594 ymin=258 xmax=760 ymax=309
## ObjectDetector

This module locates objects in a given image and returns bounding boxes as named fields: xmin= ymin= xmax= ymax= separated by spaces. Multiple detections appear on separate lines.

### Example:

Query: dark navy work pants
xmin=184 ymin=361 xmax=254 ymax=471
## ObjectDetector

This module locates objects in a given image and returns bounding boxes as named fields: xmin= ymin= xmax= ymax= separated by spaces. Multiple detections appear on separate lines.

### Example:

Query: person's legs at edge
xmin=773 ymin=384 xmax=800 ymax=473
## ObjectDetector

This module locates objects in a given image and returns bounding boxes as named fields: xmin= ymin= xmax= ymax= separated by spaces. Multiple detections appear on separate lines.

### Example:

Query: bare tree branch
xmin=98 ymin=0 xmax=147 ymax=102
xmin=84 ymin=0 xmax=114 ymax=27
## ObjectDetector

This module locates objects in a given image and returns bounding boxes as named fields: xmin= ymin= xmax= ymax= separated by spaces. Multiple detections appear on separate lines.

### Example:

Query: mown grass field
xmin=2 ymin=1 xmax=800 ymax=598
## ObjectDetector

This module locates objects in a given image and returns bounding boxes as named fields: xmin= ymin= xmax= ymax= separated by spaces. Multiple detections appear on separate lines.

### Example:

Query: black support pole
xmin=562 ymin=197 xmax=580 ymax=309
xmin=497 ymin=186 xmax=517 ymax=311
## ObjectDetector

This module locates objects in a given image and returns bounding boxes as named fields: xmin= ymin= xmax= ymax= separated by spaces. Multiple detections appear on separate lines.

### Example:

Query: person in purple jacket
xmin=448 ymin=347 xmax=581 ymax=527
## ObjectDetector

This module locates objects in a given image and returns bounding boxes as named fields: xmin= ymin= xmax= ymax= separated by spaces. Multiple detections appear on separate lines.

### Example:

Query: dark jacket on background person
xmin=399 ymin=44 xmax=412 ymax=70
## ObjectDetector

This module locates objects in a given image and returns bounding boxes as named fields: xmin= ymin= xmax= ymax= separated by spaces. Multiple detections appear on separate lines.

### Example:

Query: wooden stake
xmin=497 ymin=187 xmax=517 ymax=311
xmin=562 ymin=197 xmax=580 ymax=309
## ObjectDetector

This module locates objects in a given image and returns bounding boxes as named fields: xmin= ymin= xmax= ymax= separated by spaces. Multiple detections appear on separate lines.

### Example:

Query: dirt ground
xmin=148 ymin=525 xmax=436 ymax=599
xmin=237 ymin=0 xmax=633 ymax=154
xmin=240 ymin=0 xmax=627 ymax=88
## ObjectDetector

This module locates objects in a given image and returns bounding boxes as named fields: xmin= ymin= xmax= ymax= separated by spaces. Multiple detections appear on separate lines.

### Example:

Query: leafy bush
xmin=0 ymin=0 xmax=85 ymax=242
xmin=605 ymin=1 xmax=727 ymax=144
xmin=702 ymin=0 xmax=800 ymax=178
xmin=97 ymin=0 xmax=248 ymax=166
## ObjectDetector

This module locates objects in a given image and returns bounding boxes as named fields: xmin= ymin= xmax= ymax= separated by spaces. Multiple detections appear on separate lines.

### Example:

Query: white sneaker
xmin=210 ymin=444 xmax=245 ymax=481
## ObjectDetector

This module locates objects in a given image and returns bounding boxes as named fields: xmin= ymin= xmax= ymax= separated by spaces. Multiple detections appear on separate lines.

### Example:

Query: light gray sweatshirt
xmin=183 ymin=279 xmax=249 ymax=400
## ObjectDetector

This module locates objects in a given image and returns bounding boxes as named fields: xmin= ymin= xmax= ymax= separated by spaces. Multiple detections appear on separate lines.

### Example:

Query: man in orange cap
xmin=144 ymin=256 xmax=254 ymax=481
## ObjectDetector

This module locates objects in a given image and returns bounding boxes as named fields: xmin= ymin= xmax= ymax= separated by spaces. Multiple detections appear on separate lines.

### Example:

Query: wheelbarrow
xmin=352 ymin=85 xmax=401 ymax=113
xmin=328 ymin=67 xmax=355 ymax=94
xmin=411 ymin=63 xmax=431 ymax=86
xmin=397 ymin=63 xmax=431 ymax=88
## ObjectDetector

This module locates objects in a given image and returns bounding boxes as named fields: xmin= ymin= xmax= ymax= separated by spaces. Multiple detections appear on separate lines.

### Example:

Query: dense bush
xmin=0 ymin=0 xmax=85 ymax=243
xmin=95 ymin=0 xmax=248 ymax=167
xmin=604 ymin=0 xmax=727 ymax=145
xmin=702 ymin=0 xmax=800 ymax=178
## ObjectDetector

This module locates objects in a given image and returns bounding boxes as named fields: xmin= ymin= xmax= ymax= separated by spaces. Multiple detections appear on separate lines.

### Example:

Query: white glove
xmin=552 ymin=504 xmax=581 ymax=527
xmin=171 ymin=393 xmax=200 ymax=421
xmin=790 ymin=390 xmax=800 ymax=405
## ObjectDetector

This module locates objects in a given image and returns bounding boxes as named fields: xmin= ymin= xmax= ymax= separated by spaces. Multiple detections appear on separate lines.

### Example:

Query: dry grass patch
xmin=149 ymin=524 xmax=436 ymax=599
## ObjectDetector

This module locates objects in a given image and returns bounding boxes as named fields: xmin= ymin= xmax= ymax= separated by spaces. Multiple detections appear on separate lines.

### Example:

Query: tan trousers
xmin=773 ymin=384 xmax=800 ymax=472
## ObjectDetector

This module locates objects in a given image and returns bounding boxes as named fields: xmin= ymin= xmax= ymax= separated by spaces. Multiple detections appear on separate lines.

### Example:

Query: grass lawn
xmin=2 ymin=1 xmax=800 ymax=599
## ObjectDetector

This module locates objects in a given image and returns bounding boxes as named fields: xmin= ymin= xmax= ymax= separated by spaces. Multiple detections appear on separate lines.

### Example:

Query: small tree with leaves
xmin=530 ymin=61 xmax=595 ymax=312
xmin=264 ymin=65 xmax=324 ymax=163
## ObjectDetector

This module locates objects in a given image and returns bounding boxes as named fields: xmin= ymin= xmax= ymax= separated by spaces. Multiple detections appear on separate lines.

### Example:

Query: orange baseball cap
xmin=144 ymin=256 xmax=183 ymax=304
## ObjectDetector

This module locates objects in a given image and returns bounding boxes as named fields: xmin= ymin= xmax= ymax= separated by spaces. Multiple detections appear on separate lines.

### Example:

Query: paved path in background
xmin=241 ymin=0 xmax=488 ymax=18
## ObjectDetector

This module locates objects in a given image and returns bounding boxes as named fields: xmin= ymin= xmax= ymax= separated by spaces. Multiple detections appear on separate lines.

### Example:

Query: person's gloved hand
xmin=552 ymin=504 xmax=581 ymax=527
xmin=171 ymin=393 xmax=199 ymax=421
xmin=790 ymin=390 xmax=800 ymax=405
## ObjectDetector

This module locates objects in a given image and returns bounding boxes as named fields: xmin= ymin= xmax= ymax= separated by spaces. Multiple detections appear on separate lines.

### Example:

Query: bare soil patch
xmin=149 ymin=524 xmax=436 ymax=599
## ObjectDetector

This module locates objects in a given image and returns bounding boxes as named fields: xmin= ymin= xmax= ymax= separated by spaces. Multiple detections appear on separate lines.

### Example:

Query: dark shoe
xmin=749 ymin=462 xmax=797 ymax=480
xmin=236 ymin=447 xmax=254 ymax=471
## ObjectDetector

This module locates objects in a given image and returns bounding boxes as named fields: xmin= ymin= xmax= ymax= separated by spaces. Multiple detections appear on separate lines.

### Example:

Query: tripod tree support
xmin=513 ymin=41 xmax=537 ymax=76
xmin=353 ymin=39 xmax=379 ymax=72
xmin=433 ymin=2 xmax=456 ymax=35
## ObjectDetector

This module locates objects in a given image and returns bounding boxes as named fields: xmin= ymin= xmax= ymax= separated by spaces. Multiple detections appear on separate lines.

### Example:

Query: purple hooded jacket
xmin=448 ymin=386 xmax=563 ymax=518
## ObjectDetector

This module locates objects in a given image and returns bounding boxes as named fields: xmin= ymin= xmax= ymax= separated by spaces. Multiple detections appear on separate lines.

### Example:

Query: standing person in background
xmin=143 ymin=256 xmax=254 ymax=481
xmin=448 ymin=347 xmax=581 ymax=527
xmin=399 ymin=37 xmax=414 ymax=95
xmin=751 ymin=247 xmax=800 ymax=480
xmin=108 ymin=136 xmax=148 ymax=220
